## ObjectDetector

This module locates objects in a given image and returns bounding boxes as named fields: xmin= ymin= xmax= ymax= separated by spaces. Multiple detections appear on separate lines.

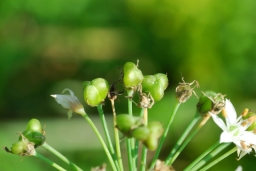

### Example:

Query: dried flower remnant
xmin=135 ymin=85 xmax=155 ymax=109
xmin=175 ymin=78 xmax=199 ymax=103
xmin=153 ymin=160 xmax=175 ymax=171
xmin=108 ymin=79 xmax=123 ymax=101
xmin=91 ymin=163 xmax=106 ymax=171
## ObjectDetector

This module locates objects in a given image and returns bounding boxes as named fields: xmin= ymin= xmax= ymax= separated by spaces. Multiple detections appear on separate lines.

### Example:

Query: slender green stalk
xmin=134 ymin=108 xmax=145 ymax=168
xmin=149 ymin=101 xmax=181 ymax=169
xmin=97 ymin=104 xmax=119 ymax=170
xmin=184 ymin=141 xmax=219 ymax=171
xmin=33 ymin=151 xmax=67 ymax=171
xmin=140 ymin=108 xmax=148 ymax=171
xmin=110 ymin=99 xmax=124 ymax=171
xmin=42 ymin=142 xmax=83 ymax=171
xmin=166 ymin=122 xmax=202 ymax=165
xmin=164 ymin=111 xmax=201 ymax=165
xmin=81 ymin=113 xmax=118 ymax=171
xmin=126 ymin=138 xmax=133 ymax=171
xmin=190 ymin=143 xmax=231 ymax=171
xmin=126 ymin=89 xmax=136 ymax=171
xmin=199 ymin=146 xmax=236 ymax=171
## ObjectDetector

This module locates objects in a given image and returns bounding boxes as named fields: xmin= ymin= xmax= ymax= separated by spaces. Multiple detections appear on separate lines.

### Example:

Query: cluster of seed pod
xmin=5 ymin=119 xmax=45 ymax=156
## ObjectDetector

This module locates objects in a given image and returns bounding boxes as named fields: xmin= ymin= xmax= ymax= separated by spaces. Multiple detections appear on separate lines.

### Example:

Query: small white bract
xmin=235 ymin=166 xmax=242 ymax=171
xmin=51 ymin=88 xmax=85 ymax=118
xmin=210 ymin=99 xmax=256 ymax=160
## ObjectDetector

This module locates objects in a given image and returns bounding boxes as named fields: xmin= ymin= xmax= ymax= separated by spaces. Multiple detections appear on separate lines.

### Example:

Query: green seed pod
xmin=197 ymin=91 xmax=217 ymax=115
xmin=154 ymin=73 xmax=168 ymax=90
xmin=197 ymin=91 xmax=225 ymax=115
xmin=116 ymin=114 xmax=143 ymax=137
xmin=141 ymin=121 xmax=163 ymax=151
xmin=11 ymin=140 xmax=29 ymax=155
xmin=19 ymin=130 xmax=45 ymax=147
xmin=141 ymin=74 xmax=168 ymax=102
xmin=123 ymin=62 xmax=144 ymax=88
xmin=83 ymin=78 xmax=110 ymax=107
xmin=141 ymin=75 xmax=155 ymax=90
xmin=26 ymin=118 xmax=43 ymax=134
xmin=143 ymin=136 xmax=158 ymax=151
xmin=131 ymin=126 xmax=150 ymax=141
xmin=149 ymin=82 xmax=165 ymax=102
xmin=147 ymin=121 xmax=164 ymax=138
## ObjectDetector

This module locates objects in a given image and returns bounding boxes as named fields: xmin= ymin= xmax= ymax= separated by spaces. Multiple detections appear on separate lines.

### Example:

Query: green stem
xmin=81 ymin=113 xmax=117 ymax=171
xmin=199 ymin=146 xmax=236 ymax=171
xmin=33 ymin=151 xmax=67 ymax=171
xmin=126 ymin=138 xmax=133 ymax=171
xmin=166 ymin=118 xmax=203 ymax=166
xmin=184 ymin=141 xmax=219 ymax=171
xmin=126 ymin=89 xmax=136 ymax=171
xmin=191 ymin=143 xmax=231 ymax=171
xmin=41 ymin=142 xmax=83 ymax=171
xmin=140 ymin=147 xmax=148 ymax=171
xmin=134 ymin=108 xmax=145 ymax=168
xmin=140 ymin=108 xmax=148 ymax=171
xmin=97 ymin=104 xmax=119 ymax=170
xmin=149 ymin=101 xmax=181 ymax=169
xmin=110 ymin=99 xmax=124 ymax=171
xmin=164 ymin=111 xmax=201 ymax=165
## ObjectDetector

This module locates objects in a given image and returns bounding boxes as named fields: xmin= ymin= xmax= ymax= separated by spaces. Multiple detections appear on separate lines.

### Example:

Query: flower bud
xmin=116 ymin=114 xmax=143 ymax=137
xmin=175 ymin=78 xmax=199 ymax=103
xmin=141 ymin=74 xmax=168 ymax=102
xmin=197 ymin=91 xmax=225 ymax=115
xmin=123 ymin=62 xmax=144 ymax=89
xmin=83 ymin=78 xmax=109 ymax=107
xmin=51 ymin=89 xmax=85 ymax=118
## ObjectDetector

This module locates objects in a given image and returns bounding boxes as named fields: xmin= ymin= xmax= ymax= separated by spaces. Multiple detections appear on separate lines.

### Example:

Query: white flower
xmin=210 ymin=99 xmax=256 ymax=159
xmin=51 ymin=89 xmax=85 ymax=118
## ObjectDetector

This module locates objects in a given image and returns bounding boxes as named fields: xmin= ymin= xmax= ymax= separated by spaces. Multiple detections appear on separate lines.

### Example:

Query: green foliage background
xmin=1 ymin=0 xmax=256 ymax=170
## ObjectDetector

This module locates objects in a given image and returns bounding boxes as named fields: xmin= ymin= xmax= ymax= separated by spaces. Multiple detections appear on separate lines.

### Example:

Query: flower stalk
xmin=41 ymin=142 xmax=83 ymax=171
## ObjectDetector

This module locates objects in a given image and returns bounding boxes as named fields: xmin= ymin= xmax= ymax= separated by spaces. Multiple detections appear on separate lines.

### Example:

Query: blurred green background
xmin=1 ymin=0 xmax=256 ymax=170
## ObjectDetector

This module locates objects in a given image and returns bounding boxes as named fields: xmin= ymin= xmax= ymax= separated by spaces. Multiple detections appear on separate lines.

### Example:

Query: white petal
xmin=220 ymin=131 xmax=233 ymax=143
xmin=62 ymin=88 xmax=75 ymax=96
xmin=240 ymin=132 xmax=256 ymax=145
xmin=225 ymin=99 xmax=237 ymax=125
xmin=237 ymin=147 xmax=252 ymax=160
xmin=53 ymin=94 xmax=72 ymax=109
xmin=211 ymin=113 xmax=227 ymax=131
